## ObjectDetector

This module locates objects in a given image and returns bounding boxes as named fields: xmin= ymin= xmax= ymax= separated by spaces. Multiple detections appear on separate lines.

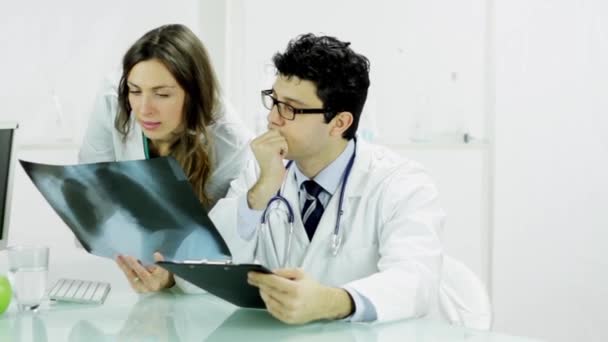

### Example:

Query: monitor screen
xmin=0 ymin=123 xmax=17 ymax=250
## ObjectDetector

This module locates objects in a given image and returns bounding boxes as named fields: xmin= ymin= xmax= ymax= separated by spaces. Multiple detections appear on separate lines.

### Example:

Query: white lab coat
xmin=78 ymin=74 xmax=253 ymax=207
xmin=209 ymin=139 xmax=446 ymax=322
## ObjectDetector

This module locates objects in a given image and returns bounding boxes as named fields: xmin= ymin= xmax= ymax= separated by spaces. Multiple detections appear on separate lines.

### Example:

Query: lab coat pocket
xmin=324 ymin=243 xmax=379 ymax=286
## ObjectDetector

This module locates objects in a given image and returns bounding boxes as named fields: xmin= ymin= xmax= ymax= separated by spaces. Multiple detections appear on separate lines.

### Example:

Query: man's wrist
xmin=247 ymin=179 xmax=275 ymax=210
xmin=246 ymin=187 xmax=265 ymax=210
xmin=322 ymin=287 xmax=355 ymax=320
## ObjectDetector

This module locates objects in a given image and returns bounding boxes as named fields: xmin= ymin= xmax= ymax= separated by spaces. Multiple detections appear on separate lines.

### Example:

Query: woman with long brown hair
xmin=79 ymin=24 xmax=251 ymax=292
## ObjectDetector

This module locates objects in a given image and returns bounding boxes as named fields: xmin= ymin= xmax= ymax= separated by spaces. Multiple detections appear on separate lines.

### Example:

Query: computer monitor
xmin=0 ymin=122 xmax=18 ymax=250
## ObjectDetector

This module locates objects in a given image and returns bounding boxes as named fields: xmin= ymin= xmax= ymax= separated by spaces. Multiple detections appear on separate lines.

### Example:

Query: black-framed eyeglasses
xmin=261 ymin=89 xmax=325 ymax=120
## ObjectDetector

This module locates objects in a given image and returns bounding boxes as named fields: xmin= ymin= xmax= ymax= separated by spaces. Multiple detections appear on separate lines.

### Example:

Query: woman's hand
xmin=116 ymin=252 xmax=175 ymax=293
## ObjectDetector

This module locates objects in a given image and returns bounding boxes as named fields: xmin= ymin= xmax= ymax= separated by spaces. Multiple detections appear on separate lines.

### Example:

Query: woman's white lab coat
xmin=209 ymin=139 xmax=446 ymax=322
xmin=78 ymin=75 xmax=253 ymax=207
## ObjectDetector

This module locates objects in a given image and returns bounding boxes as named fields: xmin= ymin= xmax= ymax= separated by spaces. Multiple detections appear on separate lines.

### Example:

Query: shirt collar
xmin=293 ymin=139 xmax=355 ymax=195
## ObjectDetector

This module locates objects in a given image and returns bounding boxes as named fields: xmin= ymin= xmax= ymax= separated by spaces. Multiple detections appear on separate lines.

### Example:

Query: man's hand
xmin=248 ymin=130 xmax=289 ymax=209
xmin=116 ymin=252 xmax=175 ymax=293
xmin=248 ymin=268 xmax=353 ymax=324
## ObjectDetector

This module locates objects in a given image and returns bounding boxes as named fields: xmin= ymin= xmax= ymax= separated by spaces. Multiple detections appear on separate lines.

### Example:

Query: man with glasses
xmin=212 ymin=33 xmax=445 ymax=324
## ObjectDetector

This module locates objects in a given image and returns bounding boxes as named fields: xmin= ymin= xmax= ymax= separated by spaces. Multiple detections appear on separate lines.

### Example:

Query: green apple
xmin=0 ymin=275 xmax=12 ymax=314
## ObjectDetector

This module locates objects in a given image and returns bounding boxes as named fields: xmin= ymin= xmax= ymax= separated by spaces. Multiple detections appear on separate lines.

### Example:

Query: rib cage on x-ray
xmin=19 ymin=157 xmax=230 ymax=264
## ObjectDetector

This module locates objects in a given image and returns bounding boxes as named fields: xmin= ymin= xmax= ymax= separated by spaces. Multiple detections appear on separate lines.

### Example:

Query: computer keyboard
xmin=48 ymin=278 xmax=111 ymax=304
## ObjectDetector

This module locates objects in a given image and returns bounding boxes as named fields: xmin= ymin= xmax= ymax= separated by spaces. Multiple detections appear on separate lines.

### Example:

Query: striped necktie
xmin=301 ymin=180 xmax=325 ymax=241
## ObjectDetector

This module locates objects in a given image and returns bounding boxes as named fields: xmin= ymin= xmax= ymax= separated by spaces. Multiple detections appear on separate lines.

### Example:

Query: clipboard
xmin=156 ymin=260 xmax=272 ymax=308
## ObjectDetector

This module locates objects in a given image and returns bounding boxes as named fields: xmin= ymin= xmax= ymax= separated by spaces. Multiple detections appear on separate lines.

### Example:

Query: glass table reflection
xmin=0 ymin=248 xmax=540 ymax=342
xmin=0 ymin=292 xmax=540 ymax=342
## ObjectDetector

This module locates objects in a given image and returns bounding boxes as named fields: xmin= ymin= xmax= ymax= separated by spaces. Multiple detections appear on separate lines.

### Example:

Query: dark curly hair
xmin=272 ymin=33 xmax=370 ymax=140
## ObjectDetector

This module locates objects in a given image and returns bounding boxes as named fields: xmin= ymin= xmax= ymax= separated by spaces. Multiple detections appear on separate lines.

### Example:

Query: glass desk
xmin=0 ymin=248 xmax=540 ymax=341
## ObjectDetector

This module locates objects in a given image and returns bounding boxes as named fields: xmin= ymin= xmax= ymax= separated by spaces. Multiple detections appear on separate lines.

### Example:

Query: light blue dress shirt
xmin=237 ymin=140 xmax=377 ymax=322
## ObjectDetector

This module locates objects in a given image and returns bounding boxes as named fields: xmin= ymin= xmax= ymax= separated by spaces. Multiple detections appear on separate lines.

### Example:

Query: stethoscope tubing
xmin=261 ymin=141 xmax=357 ymax=262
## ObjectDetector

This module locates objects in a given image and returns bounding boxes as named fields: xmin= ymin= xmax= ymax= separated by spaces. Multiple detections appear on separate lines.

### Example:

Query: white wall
xmin=492 ymin=1 xmax=608 ymax=341
xmin=224 ymin=0 xmax=488 ymax=143
xmin=0 ymin=0 xmax=201 ymax=145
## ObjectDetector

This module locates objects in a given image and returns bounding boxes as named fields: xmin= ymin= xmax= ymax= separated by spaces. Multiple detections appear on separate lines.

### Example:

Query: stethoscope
xmin=143 ymin=134 xmax=151 ymax=159
xmin=260 ymin=142 xmax=357 ymax=266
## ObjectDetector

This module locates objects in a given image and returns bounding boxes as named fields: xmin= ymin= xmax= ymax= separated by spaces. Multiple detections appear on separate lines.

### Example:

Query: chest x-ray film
xmin=19 ymin=157 xmax=231 ymax=264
